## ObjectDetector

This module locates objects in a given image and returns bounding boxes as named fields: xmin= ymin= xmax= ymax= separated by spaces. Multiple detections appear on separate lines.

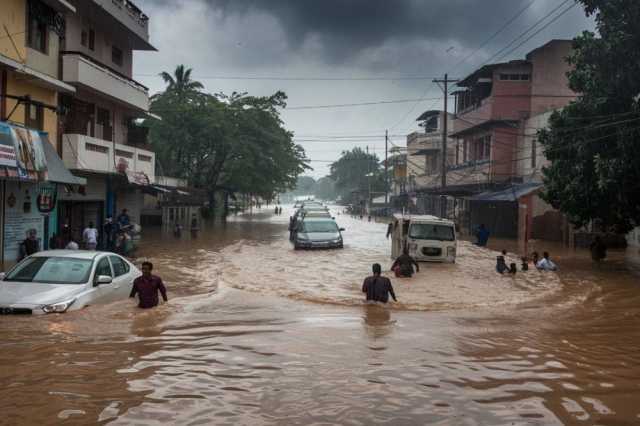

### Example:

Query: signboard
xmin=37 ymin=182 xmax=58 ymax=213
xmin=0 ymin=122 xmax=48 ymax=180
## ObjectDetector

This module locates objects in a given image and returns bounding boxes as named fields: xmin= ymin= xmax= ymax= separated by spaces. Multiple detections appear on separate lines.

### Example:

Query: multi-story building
xmin=58 ymin=0 xmax=156 ymax=239
xmin=0 ymin=0 xmax=85 ymax=267
xmin=435 ymin=40 xmax=577 ymax=240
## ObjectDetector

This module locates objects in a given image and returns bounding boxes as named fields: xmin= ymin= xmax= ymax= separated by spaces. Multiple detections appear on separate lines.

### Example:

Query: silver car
xmin=294 ymin=218 xmax=345 ymax=250
xmin=0 ymin=250 xmax=141 ymax=315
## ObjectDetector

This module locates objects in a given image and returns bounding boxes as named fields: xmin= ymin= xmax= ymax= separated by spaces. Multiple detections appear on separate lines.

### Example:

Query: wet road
xmin=1 ymin=206 xmax=640 ymax=425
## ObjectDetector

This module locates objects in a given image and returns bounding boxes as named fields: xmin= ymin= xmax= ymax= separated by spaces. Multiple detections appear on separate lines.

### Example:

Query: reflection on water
xmin=1 ymin=206 xmax=640 ymax=424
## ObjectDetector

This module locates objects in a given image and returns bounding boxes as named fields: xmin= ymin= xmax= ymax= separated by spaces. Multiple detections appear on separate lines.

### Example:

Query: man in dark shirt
xmin=362 ymin=263 xmax=397 ymax=304
xmin=391 ymin=249 xmax=420 ymax=278
xmin=130 ymin=261 xmax=168 ymax=309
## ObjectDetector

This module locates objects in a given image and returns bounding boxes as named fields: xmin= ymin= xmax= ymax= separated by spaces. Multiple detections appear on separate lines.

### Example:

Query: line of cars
xmin=290 ymin=201 xmax=345 ymax=250
xmin=0 ymin=251 xmax=140 ymax=315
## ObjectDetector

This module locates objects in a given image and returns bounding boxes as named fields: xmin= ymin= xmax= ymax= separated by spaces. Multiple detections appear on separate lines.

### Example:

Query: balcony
xmin=62 ymin=134 xmax=155 ymax=182
xmin=62 ymin=53 xmax=149 ymax=112
xmin=446 ymin=160 xmax=491 ymax=187
xmin=90 ymin=0 xmax=153 ymax=50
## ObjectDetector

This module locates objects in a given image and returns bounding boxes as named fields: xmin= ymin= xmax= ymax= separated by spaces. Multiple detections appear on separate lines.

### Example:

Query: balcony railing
xmin=62 ymin=134 xmax=155 ymax=181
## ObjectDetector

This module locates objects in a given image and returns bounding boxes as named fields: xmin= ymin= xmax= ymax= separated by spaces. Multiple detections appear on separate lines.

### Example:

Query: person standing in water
xmin=362 ymin=263 xmax=397 ymax=304
xmin=130 ymin=262 xmax=168 ymax=309
xmin=190 ymin=213 xmax=199 ymax=239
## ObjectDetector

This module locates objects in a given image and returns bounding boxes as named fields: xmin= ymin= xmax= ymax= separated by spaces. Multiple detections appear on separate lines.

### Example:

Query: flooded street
xmin=2 ymin=206 xmax=640 ymax=425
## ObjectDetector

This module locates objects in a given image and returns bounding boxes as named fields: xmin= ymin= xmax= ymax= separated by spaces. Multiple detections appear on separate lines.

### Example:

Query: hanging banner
xmin=36 ymin=182 xmax=58 ymax=213
xmin=0 ymin=122 xmax=49 ymax=180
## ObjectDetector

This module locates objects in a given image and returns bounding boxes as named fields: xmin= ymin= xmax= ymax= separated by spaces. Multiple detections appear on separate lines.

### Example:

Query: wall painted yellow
xmin=1 ymin=0 xmax=59 ymax=144
xmin=5 ymin=72 xmax=58 ymax=142
xmin=0 ymin=0 xmax=28 ymax=63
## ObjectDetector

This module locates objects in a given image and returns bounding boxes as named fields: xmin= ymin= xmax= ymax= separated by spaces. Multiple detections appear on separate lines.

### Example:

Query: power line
xmin=135 ymin=73 xmax=440 ymax=82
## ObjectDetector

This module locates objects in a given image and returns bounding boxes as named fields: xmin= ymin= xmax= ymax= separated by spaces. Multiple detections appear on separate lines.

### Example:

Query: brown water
xmin=2 ymin=206 xmax=640 ymax=425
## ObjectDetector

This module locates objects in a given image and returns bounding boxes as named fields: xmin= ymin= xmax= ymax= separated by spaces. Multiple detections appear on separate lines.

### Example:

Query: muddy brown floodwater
xmin=2 ymin=206 xmax=640 ymax=425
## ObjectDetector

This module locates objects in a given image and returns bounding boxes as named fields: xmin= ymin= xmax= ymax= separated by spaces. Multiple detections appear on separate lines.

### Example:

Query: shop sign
xmin=0 ymin=122 xmax=48 ymax=180
xmin=36 ymin=182 xmax=58 ymax=213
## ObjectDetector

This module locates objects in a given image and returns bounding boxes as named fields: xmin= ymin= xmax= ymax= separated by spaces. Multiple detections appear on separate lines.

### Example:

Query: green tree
xmin=330 ymin=147 xmax=385 ymax=204
xmin=538 ymin=0 xmax=640 ymax=232
xmin=158 ymin=65 xmax=204 ymax=95
xmin=314 ymin=177 xmax=337 ymax=201
xmin=147 ymin=68 xmax=309 ymax=214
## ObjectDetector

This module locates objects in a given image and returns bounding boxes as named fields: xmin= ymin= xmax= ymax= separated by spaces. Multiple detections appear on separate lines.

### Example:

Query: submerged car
xmin=294 ymin=218 xmax=344 ymax=250
xmin=0 ymin=251 xmax=141 ymax=315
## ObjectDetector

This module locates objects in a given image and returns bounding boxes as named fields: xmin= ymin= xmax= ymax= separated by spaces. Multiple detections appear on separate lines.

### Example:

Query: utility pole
xmin=432 ymin=74 xmax=459 ymax=189
xmin=385 ymin=129 xmax=389 ymax=206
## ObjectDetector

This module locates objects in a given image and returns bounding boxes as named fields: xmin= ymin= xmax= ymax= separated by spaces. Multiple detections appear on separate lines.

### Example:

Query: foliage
xmin=314 ymin=177 xmax=337 ymax=201
xmin=538 ymin=0 xmax=640 ymax=232
xmin=146 ymin=65 xmax=309 ymax=209
xmin=329 ymin=147 xmax=386 ymax=204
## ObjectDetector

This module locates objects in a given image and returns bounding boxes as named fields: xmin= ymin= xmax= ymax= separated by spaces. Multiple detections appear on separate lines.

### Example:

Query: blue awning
xmin=469 ymin=183 xmax=542 ymax=202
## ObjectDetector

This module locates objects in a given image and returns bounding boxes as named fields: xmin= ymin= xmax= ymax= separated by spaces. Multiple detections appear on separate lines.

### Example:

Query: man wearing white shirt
xmin=536 ymin=252 xmax=558 ymax=271
xmin=83 ymin=222 xmax=99 ymax=251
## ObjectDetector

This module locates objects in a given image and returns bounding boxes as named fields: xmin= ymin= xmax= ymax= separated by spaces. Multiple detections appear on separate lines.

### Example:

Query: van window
xmin=409 ymin=224 xmax=455 ymax=241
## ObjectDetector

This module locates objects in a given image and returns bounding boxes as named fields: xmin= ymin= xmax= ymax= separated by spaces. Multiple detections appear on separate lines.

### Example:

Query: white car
xmin=0 ymin=250 xmax=141 ymax=315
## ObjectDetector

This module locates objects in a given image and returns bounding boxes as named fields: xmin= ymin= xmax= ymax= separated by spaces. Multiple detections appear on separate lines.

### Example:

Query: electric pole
xmin=432 ymin=74 xmax=458 ymax=189
xmin=385 ymin=129 xmax=389 ymax=206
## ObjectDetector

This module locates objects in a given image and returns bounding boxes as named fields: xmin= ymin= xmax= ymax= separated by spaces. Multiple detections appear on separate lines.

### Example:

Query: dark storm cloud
xmin=151 ymin=0 xmax=568 ymax=64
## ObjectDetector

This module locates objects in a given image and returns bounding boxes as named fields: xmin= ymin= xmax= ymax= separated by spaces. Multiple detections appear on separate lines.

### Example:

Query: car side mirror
xmin=0 ymin=272 xmax=5 ymax=281
xmin=95 ymin=275 xmax=113 ymax=286
xmin=339 ymin=228 xmax=346 ymax=232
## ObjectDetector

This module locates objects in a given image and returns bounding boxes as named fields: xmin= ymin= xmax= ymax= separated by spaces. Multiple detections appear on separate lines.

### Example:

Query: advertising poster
xmin=0 ymin=123 xmax=18 ymax=169
xmin=3 ymin=182 xmax=45 ymax=263
xmin=11 ymin=126 xmax=48 ymax=180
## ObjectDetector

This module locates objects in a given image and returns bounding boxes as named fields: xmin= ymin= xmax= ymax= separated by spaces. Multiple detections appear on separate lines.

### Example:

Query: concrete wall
xmin=65 ymin=3 xmax=134 ymax=77
xmin=517 ymin=111 xmax=553 ymax=180
xmin=528 ymin=40 xmax=576 ymax=116
xmin=116 ymin=187 xmax=143 ymax=224
xmin=0 ymin=0 xmax=28 ymax=62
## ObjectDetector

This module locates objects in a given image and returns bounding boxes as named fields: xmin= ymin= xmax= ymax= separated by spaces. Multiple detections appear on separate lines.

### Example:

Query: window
xmin=138 ymin=154 xmax=152 ymax=162
xmin=81 ymin=30 xmax=87 ymax=47
xmin=86 ymin=143 xmax=109 ymax=154
xmin=115 ymin=149 xmax=133 ymax=158
xmin=531 ymin=139 xmax=537 ymax=169
xmin=499 ymin=73 xmax=530 ymax=81
xmin=5 ymin=257 xmax=93 ymax=285
xmin=27 ymin=12 xmax=48 ymax=53
xmin=112 ymin=46 xmax=123 ymax=66
xmin=109 ymin=256 xmax=130 ymax=277
xmin=409 ymin=224 xmax=455 ymax=241
xmin=96 ymin=107 xmax=112 ymax=141
xmin=25 ymin=103 xmax=44 ymax=130
xmin=89 ymin=29 xmax=95 ymax=50
xmin=474 ymin=135 xmax=491 ymax=161
xmin=95 ymin=257 xmax=113 ymax=279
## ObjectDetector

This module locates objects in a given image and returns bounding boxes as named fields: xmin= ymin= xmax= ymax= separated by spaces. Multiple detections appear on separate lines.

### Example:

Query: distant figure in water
xmin=590 ymin=236 xmax=607 ymax=262
xmin=532 ymin=251 xmax=540 ymax=266
xmin=190 ymin=213 xmax=199 ymax=239
xmin=475 ymin=224 xmax=490 ymax=247
xmin=386 ymin=222 xmax=394 ymax=239
xmin=173 ymin=222 xmax=182 ymax=238
xmin=496 ymin=256 xmax=508 ymax=274
xmin=521 ymin=257 xmax=529 ymax=271
xmin=536 ymin=252 xmax=558 ymax=271
xmin=391 ymin=248 xmax=420 ymax=278
xmin=362 ymin=263 xmax=397 ymax=304
xmin=368 ymin=215 xmax=372 ymax=222
xmin=501 ymin=249 xmax=507 ymax=256
xmin=509 ymin=263 xmax=517 ymax=275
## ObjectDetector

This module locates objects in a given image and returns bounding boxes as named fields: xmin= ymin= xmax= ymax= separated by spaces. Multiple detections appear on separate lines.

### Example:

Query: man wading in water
xmin=130 ymin=262 xmax=168 ymax=309
xmin=362 ymin=263 xmax=398 ymax=304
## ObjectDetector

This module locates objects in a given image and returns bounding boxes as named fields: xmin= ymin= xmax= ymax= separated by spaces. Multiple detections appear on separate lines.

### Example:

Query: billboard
xmin=0 ymin=122 xmax=48 ymax=180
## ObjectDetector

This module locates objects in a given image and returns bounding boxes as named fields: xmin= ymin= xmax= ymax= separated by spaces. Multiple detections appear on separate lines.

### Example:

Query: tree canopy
xmin=146 ymin=65 xmax=309 ymax=210
xmin=538 ymin=0 xmax=640 ymax=232
xmin=329 ymin=147 xmax=386 ymax=204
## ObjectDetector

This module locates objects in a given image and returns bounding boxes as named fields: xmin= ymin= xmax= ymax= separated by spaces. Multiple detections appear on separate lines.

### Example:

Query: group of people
xmin=274 ymin=206 xmax=283 ymax=215
xmin=496 ymin=249 xmax=558 ymax=274
xmin=361 ymin=249 xmax=423 ymax=305
xmin=173 ymin=213 xmax=200 ymax=239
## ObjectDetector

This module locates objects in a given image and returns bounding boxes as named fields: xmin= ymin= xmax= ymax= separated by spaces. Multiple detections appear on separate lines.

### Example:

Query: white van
xmin=390 ymin=214 xmax=457 ymax=263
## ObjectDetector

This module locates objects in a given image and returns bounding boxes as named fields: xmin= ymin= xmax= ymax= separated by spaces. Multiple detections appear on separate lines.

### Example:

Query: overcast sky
xmin=133 ymin=0 xmax=594 ymax=178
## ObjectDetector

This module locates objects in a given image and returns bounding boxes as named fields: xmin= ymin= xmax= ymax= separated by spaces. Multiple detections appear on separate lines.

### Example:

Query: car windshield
xmin=5 ymin=257 xmax=93 ymax=284
xmin=409 ymin=224 xmax=455 ymax=241
xmin=302 ymin=221 xmax=339 ymax=233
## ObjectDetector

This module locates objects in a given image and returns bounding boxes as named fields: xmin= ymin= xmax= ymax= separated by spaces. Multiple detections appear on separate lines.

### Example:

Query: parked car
xmin=294 ymin=218 xmax=344 ymax=250
xmin=0 ymin=251 xmax=141 ymax=315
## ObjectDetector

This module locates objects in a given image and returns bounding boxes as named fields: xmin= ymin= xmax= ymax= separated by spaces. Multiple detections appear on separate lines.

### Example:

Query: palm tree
xmin=159 ymin=65 xmax=204 ymax=94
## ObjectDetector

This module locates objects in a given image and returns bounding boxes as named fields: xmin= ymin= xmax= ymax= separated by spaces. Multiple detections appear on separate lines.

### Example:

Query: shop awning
xmin=469 ymin=183 xmax=542 ymax=202
xmin=411 ymin=148 xmax=440 ymax=156
xmin=40 ymin=135 xmax=86 ymax=186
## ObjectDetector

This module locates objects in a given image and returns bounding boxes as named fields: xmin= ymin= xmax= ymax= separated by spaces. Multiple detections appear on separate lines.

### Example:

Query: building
xmin=0 ymin=0 xmax=86 ymax=268
xmin=58 ymin=0 xmax=156 ymax=242
xmin=411 ymin=40 xmax=576 ymax=243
